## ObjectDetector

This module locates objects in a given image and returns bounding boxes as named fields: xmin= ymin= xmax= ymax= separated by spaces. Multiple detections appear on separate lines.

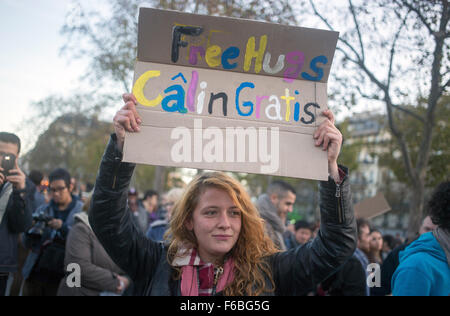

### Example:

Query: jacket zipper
xmin=212 ymin=266 xmax=224 ymax=296
xmin=112 ymin=174 xmax=117 ymax=189
xmin=112 ymin=157 xmax=121 ymax=189
xmin=336 ymin=183 xmax=344 ymax=224
xmin=214 ymin=266 xmax=224 ymax=286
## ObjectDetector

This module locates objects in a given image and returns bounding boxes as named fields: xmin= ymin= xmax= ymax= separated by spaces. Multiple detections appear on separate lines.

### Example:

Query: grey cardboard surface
xmin=138 ymin=7 xmax=339 ymax=83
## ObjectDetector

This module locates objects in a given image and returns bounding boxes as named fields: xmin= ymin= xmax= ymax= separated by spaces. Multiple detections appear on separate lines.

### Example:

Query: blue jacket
xmin=392 ymin=232 xmax=450 ymax=296
xmin=146 ymin=219 xmax=168 ymax=242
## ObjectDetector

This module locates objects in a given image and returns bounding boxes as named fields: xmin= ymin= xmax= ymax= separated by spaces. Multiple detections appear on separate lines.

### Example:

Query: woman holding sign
xmin=89 ymin=93 xmax=356 ymax=296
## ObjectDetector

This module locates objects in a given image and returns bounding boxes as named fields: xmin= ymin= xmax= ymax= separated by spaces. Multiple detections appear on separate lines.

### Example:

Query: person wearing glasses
xmin=22 ymin=168 xmax=83 ymax=296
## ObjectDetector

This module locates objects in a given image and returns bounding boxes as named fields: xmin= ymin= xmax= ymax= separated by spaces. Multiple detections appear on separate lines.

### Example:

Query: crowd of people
xmin=0 ymin=99 xmax=449 ymax=297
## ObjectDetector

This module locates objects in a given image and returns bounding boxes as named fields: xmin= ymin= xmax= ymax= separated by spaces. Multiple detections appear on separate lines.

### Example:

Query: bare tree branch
xmin=384 ymin=96 xmax=417 ymax=181
xmin=308 ymin=0 xmax=362 ymax=63
xmin=310 ymin=1 xmax=399 ymax=96
xmin=387 ymin=12 xmax=410 ymax=89
xmin=336 ymin=47 xmax=359 ymax=64
xmin=355 ymin=85 xmax=374 ymax=99
xmin=416 ymin=0 xmax=449 ymax=173
xmin=441 ymin=77 xmax=450 ymax=95
xmin=348 ymin=0 xmax=365 ymax=62
xmin=396 ymin=0 xmax=434 ymax=35
xmin=356 ymin=59 xmax=387 ymax=92
xmin=311 ymin=1 xmax=419 ymax=181
xmin=391 ymin=104 xmax=426 ymax=124
xmin=356 ymin=85 xmax=426 ymax=124
xmin=194 ymin=0 xmax=201 ymax=13
xmin=308 ymin=0 xmax=449 ymax=239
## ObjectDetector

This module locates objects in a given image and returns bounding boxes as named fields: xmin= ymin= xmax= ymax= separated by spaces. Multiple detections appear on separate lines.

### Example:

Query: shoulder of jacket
xmin=70 ymin=220 xmax=83 ymax=231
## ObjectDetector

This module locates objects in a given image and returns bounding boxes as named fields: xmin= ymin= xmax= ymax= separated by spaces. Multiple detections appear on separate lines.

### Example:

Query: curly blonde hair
xmin=166 ymin=171 xmax=279 ymax=296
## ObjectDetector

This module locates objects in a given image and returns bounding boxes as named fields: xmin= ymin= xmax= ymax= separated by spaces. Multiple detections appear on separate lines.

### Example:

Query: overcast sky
xmin=0 ymin=0 xmax=91 ymax=153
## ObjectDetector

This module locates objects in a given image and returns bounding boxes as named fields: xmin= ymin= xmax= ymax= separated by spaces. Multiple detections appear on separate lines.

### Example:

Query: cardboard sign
xmin=354 ymin=193 xmax=391 ymax=219
xmin=123 ymin=8 xmax=339 ymax=180
xmin=137 ymin=8 xmax=338 ymax=83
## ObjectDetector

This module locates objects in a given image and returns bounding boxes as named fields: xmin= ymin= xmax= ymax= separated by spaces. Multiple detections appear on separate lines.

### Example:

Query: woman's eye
xmin=230 ymin=210 xmax=241 ymax=217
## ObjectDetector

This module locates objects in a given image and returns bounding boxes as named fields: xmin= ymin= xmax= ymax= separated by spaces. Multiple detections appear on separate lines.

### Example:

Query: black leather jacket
xmin=90 ymin=134 xmax=357 ymax=296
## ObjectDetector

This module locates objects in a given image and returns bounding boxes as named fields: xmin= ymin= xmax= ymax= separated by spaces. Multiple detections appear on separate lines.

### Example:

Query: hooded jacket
xmin=57 ymin=212 xmax=128 ymax=296
xmin=89 ymin=135 xmax=357 ymax=296
xmin=392 ymin=231 xmax=450 ymax=296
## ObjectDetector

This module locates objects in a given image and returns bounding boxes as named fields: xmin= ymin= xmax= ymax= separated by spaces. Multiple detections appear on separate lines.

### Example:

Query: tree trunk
xmin=313 ymin=185 xmax=320 ymax=221
xmin=406 ymin=179 xmax=425 ymax=241
xmin=153 ymin=166 xmax=166 ymax=193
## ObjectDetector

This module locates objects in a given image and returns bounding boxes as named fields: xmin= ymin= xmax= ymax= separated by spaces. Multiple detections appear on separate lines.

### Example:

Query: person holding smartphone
xmin=0 ymin=132 xmax=34 ymax=296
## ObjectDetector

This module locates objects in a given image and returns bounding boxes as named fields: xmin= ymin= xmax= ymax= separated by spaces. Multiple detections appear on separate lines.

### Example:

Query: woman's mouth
xmin=212 ymin=235 xmax=232 ymax=241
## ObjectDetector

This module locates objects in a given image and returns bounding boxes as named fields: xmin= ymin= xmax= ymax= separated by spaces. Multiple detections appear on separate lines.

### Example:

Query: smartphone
xmin=1 ymin=154 xmax=16 ymax=176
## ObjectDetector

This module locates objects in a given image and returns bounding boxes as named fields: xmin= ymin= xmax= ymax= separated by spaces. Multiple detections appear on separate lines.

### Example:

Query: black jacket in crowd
xmin=89 ymin=135 xmax=357 ymax=296
xmin=0 ymin=179 xmax=35 ymax=273
xmin=371 ymin=242 xmax=410 ymax=296
xmin=319 ymin=255 xmax=367 ymax=296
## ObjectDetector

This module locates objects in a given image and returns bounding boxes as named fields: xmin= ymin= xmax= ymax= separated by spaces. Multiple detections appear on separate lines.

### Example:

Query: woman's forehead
xmin=196 ymin=187 xmax=237 ymax=208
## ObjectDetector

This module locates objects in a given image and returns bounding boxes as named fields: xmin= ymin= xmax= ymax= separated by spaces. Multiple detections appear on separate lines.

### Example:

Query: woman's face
xmin=370 ymin=231 xmax=383 ymax=252
xmin=185 ymin=187 xmax=242 ymax=264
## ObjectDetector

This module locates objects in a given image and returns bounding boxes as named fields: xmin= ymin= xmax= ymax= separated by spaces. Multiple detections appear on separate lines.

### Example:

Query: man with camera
xmin=0 ymin=132 xmax=34 ymax=296
xmin=22 ymin=168 xmax=83 ymax=296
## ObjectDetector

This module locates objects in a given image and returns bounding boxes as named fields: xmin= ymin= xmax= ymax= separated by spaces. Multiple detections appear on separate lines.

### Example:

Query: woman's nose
xmin=217 ymin=211 xmax=231 ymax=229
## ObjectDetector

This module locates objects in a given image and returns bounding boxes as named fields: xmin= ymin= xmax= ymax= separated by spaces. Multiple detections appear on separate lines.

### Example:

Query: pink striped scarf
xmin=172 ymin=248 xmax=235 ymax=296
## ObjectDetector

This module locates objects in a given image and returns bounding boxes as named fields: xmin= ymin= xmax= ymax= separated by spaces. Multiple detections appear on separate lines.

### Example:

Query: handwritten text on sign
xmin=123 ymin=8 xmax=339 ymax=180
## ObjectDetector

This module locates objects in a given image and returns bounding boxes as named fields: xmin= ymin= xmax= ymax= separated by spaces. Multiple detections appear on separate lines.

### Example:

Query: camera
xmin=1 ymin=153 xmax=16 ymax=176
xmin=27 ymin=213 xmax=54 ymax=240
